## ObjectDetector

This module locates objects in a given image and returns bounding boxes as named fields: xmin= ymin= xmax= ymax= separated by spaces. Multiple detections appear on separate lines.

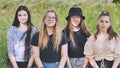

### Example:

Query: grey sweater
xmin=7 ymin=26 xmax=38 ymax=62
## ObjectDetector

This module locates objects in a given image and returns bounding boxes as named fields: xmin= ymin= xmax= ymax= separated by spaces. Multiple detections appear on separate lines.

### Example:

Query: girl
xmin=7 ymin=5 xmax=37 ymax=68
xmin=31 ymin=10 xmax=68 ymax=68
xmin=64 ymin=7 xmax=90 ymax=68
xmin=84 ymin=11 xmax=120 ymax=68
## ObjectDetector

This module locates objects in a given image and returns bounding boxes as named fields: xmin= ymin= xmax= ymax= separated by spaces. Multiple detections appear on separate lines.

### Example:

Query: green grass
xmin=0 ymin=0 xmax=120 ymax=67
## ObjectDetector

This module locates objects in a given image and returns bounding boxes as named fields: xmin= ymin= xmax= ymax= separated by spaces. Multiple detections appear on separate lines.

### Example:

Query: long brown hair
xmin=12 ymin=5 xmax=33 ymax=60
xmin=94 ymin=11 xmax=118 ymax=40
xmin=65 ymin=17 xmax=90 ymax=46
xmin=39 ymin=10 xmax=62 ymax=51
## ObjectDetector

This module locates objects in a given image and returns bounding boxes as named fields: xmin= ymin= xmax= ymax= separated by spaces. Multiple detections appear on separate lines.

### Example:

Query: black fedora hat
xmin=66 ymin=7 xmax=85 ymax=21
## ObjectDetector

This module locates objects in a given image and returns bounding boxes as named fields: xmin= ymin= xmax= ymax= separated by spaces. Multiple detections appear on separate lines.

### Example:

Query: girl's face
xmin=98 ymin=16 xmax=111 ymax=31
xmin=70 ymin=15 xmax=81 ymax=27
xmin=45 ymin=12 xmax=56 ymax=27
xmin=18 ymin=10 xmax=28 ymax=24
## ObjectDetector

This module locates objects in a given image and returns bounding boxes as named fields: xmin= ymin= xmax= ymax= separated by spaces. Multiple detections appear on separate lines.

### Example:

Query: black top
xmin=31 ymin=31 xmax=68 ymax=62
xmin=64 ymin=28 xmax=88 ymax=58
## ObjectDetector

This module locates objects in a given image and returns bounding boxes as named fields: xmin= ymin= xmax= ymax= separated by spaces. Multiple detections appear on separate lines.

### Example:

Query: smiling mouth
xmin=102 ymin=27 xmax=106 ymax=29
xmin=48 ymin=21 xmax=52 ymax=24
xmin=22 ymin=20 xmax=26 ymax=21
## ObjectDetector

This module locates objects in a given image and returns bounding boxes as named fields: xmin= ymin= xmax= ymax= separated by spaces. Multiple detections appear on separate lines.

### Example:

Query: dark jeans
xmin=8 ymin=61 xmax=37 ymax=68
xmin=88 ymin=59 xmax=120 ymax=68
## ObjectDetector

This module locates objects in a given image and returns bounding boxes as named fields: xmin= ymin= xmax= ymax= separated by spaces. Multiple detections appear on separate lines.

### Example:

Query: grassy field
xmin=0 ymin=0 xmax=120 ymax=67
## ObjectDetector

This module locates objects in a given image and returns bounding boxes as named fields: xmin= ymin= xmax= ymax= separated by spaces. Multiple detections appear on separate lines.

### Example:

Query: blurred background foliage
xmin=0 ymin=0 xmax=120 ymax=67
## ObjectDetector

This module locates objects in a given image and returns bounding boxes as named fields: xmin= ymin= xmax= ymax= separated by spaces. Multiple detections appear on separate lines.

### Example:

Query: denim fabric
xmin=69 ymin=57 xmax=84 ymax=68
xmin=42 ymin=61 xmax=59 ymax=68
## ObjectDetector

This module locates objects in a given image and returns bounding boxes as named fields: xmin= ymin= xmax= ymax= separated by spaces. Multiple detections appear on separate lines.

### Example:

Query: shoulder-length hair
xmin=65 ymin=16 xmax=90 ymax=46
xmin=39 ymin=10 xmax=62 ymax=52
xmin=12 ymin=5 xmax=33 ymax=60
xmin=94 ymin=11 xmax=118 ymax=40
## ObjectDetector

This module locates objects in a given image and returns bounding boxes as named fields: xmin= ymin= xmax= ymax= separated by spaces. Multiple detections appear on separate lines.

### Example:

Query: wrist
xmin=95 ymin=66 xmax=99 ymax=68
xmin=27 ymin=66 xmax=31 ymax=68
xmin=39 ymin=67 xmax=43 ymax=68
xmin=13 ymin=66 xmax=18 ymax=68
xmin=38 ymin=66 xmax=43 ymax=68
xmin=93 ymin=65 xmax=99 ymax=68
xmin=112 ymin=66 xmax=117 ymax=68
xmin=83 ymin=66 xmax=86 ymax=68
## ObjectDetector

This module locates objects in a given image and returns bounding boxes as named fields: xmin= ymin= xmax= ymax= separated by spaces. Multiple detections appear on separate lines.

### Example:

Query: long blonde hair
xmin=39 ymin=10 xmax=62 ymax=51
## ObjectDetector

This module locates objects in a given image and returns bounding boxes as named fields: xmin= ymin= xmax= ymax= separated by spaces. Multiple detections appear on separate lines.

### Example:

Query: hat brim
xmin=66 ymin=15 xmax=85 ymax=21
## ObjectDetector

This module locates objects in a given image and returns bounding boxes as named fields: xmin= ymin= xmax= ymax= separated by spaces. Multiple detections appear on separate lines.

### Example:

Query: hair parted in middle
xmin=38 ymin=10 xmax=62 ymax=52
